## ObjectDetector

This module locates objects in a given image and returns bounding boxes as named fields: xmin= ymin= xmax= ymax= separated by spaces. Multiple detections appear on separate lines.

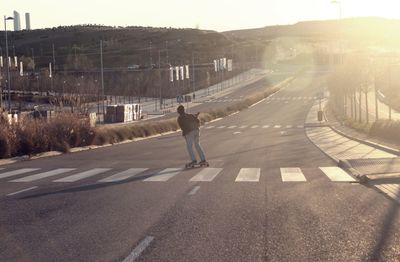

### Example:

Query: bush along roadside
xmin=0 ymin=77 xmax=294 ymax=160
xmin=328 ymin=102 xmax=400 ymax=146
xmin=0 ymin=113 xmax=94 ymax=159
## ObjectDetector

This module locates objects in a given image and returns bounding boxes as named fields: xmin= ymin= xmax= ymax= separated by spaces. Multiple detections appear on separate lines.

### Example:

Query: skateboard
xmin=185 ymin=161 xmax=209 ymax=169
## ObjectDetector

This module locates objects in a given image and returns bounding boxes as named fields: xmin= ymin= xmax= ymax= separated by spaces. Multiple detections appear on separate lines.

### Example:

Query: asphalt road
xmin=1 ymin=71 xmax=400 ymax=261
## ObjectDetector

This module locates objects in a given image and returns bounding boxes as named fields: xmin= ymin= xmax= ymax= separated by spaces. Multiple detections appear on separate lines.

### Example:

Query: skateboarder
xmin=177 ymin=105 xmax=208 ymax=168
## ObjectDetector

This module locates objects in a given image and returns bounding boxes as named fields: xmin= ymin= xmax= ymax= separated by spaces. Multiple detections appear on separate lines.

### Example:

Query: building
xmin=25 ymin=13 xmax=31 ymax=30
xmin=13 ymin=11 xmax=21 ymax=31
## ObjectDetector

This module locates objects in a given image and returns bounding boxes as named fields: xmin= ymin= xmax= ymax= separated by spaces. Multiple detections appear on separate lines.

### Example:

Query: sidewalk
xmin=305 ymin=99 xmax=400 ymax=203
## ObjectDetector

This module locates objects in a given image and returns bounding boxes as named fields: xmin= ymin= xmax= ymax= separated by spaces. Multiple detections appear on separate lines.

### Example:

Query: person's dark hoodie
xmin=177 ymin=113 xmax=200 ymax=136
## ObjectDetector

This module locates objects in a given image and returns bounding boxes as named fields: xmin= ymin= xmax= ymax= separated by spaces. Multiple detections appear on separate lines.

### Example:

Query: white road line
xmin=10 ymin=168 xmax=76 ymax=182
xmin=98 ymin=168 xmax=148 ymax=183
xmin=249 ymin=98 xmax=266 ymax=108
xmin=281 ymin=168 xmax=307 ymax=182
xmin=53 ymin=168 xmax=112 ymax=182
xmin=286 ymin=125 xmax=293 ymax=129
xmin=0 ymin=168 xmax=40 ymax=180
xmin=262 ymin=125 xmax=270 ymax=128
xmin=188 ymin=186 xmax=201 ymax=195
xmin=266 ymin=101 xmax=271 ymax=104
xmin=251 ymin=125 xmax=259 ymax=129
xmin=143 ymin=168 xmax=182 ymax=182
xmin=122 ymin=236 xmax=155 ymax=262
xmin=7 ymin=186 xmax=38 ymax=197
xmin=228 ymin=125 xmax=237 ymax=129
xmin=205 ymin=126 xmax=215 ymax=129
xmin=233 ymin=132 xmax=241 ymax=135
xmin=190 ymin=168 xmax=222 ymax=182
xmin=217 ymin=126 xmax=226 ymax=129
xmin=274 ymin=125 xmax=281 ymax=129
xmin=319 ymin=167 xmax=356 ymax=182
xmin=239 ymin=125 xmax=248 ymax=129
xmin=235 ymin=168 xmax=261 ymax=182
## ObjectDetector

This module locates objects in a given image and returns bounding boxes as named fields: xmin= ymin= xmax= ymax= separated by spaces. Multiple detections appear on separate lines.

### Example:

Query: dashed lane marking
xmin=281 ymin=168 xmax=307 ymax=182
xmin=53 ymin=168 xmax=112 ymax=183
xmin=122 ymin=236 xmax=155 ymax=262
xmin=319 ymin=167 xmax=356 ymax=182
xmin=190 ymin=168 xmax=222 ymax=182
xmin=143 ymin=168 xmax=182 ymax=182
xmin=98 ymin=168 xmax=149 ymax=183
xmin=0 ymin=168 xmax=40 ymax=180
xmin=235 ymin=168 xmax=261 ymax=182
xmin=7 ymin=186 xmax=38 ymax=197
xmin=10 ymin=168 xmax=76 ymax=182
xmin=188 ymin=186 xmax=201 ymax=195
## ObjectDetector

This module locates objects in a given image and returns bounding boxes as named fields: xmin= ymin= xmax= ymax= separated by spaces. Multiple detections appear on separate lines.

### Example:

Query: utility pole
xmin=192 ymin=52 xmax=196 ymax=99
xmin=100 ymin=40 xmax=105 ymax=119
xmin=159 ymin=49 xmax=162 ymax=109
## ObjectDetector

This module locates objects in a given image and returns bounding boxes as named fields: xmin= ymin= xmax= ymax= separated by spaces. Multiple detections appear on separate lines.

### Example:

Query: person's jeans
xmin=184 ymin=129 xmax=206 ymax=162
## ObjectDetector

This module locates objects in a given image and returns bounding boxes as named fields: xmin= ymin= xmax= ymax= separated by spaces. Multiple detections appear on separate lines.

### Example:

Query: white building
xmin=13 ymin=11 xmax=21 ymax=31
xmin=25 ymin=13 xmax=31 ymax=30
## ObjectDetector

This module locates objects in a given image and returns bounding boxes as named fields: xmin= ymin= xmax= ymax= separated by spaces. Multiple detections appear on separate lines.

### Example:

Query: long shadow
xmin=366 ymin=187 xmax=400 ymax=260
xmin=20 ymin=170 xmax=184 ymax=199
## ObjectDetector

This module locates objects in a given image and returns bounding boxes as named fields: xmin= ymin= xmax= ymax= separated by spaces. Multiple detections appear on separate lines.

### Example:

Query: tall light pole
xmin=4 ymin=15 xmax=14 ymax=113
xmin=331 ymin=0 xmax=342 ymax=19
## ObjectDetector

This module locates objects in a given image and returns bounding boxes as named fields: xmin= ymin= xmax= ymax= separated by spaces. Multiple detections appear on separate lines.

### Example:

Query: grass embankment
xmin=0 ymin=77 xmax=294 ymax=159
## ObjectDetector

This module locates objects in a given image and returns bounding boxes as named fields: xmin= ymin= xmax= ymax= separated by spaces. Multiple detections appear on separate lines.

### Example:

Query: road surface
xmin=1 ymin=71 xmax=400 ymax=261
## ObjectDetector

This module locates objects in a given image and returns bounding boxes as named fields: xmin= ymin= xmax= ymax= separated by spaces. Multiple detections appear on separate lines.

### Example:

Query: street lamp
xmin=4 ymin=15 xmax=14 ymax=113
xmin=331 ymin=0 xmax=342 ymax=19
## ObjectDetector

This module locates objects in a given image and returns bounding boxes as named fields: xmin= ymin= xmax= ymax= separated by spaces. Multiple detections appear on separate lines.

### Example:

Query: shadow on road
xmin=365 ymin=187 xmax=400 ymax=260
xmin=20 ymin=172 xmax=159 ymax=199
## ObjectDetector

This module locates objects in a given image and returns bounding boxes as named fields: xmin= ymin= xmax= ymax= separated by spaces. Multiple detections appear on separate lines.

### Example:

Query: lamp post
xmin=331 ymin=0 xmax=342 ymax=19
xmin=4 ymin=15 xmax=14 ymax=113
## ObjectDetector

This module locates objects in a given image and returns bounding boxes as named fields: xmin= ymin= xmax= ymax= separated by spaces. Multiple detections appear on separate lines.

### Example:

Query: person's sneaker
xmin=198 ymin=160 xmax=209 ymax=167
xmin=185 ymin=160 xmax=197 ymax=168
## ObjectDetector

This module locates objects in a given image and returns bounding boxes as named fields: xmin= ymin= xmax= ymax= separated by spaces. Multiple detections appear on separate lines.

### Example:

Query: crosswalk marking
xmin=190 ymin=168 xmax=222 ymax=182
xmin=0 ymin=166 xmax=359 ymax=185
xmin=53 ymin=168 xmax=112 ymax=183
xmin=143 ymin=168 xmax=182 ymax=182
xmin=319 ymin=167 xmax=356 ymax=182
xmin=235 ymin=168 xmax=261 ymax=182
xmin=0 ymin=168 xmax=40 ymax=180
xmin=205 ymin=126 xmax=215 ymax=129
xmin=251 ymin=125 xmax=259 ymax=129
xmin=217 ymin=126 xmax=226 ymax=129
xmin=10 ymin=168 xmax=76 ymax=182
xmin=286 ymin=125 xmax=293 ymax=129
xmin=274 ymin=125 xmax=281 ymax=129
xmin=281 ymin=168 xmax=307 ymax=182
xmin=263 ymin=125 xmax=270 ymax=128
xmin=98 ymin=168 xmax=148 ymax=183
xmin=239 ymin=125 xmax=248 ymax=129
xmin=228 ymin=125 xmax=237 ymax=129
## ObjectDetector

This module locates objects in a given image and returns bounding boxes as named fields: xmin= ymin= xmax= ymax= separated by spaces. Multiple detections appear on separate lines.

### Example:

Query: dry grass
xmin=0 ymin=113 xmax=94 ymax=159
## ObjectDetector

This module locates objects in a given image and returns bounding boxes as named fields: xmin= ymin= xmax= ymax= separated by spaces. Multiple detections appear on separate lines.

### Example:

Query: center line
xmin=122 ymin=236 xmax=155 ymax=262
xmin=188 ymin=186 xmax=201 ymax=195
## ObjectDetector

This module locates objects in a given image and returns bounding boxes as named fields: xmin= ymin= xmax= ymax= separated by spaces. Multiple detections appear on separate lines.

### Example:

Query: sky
xmin=3 ymin=0 xmax=400 ymax=32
